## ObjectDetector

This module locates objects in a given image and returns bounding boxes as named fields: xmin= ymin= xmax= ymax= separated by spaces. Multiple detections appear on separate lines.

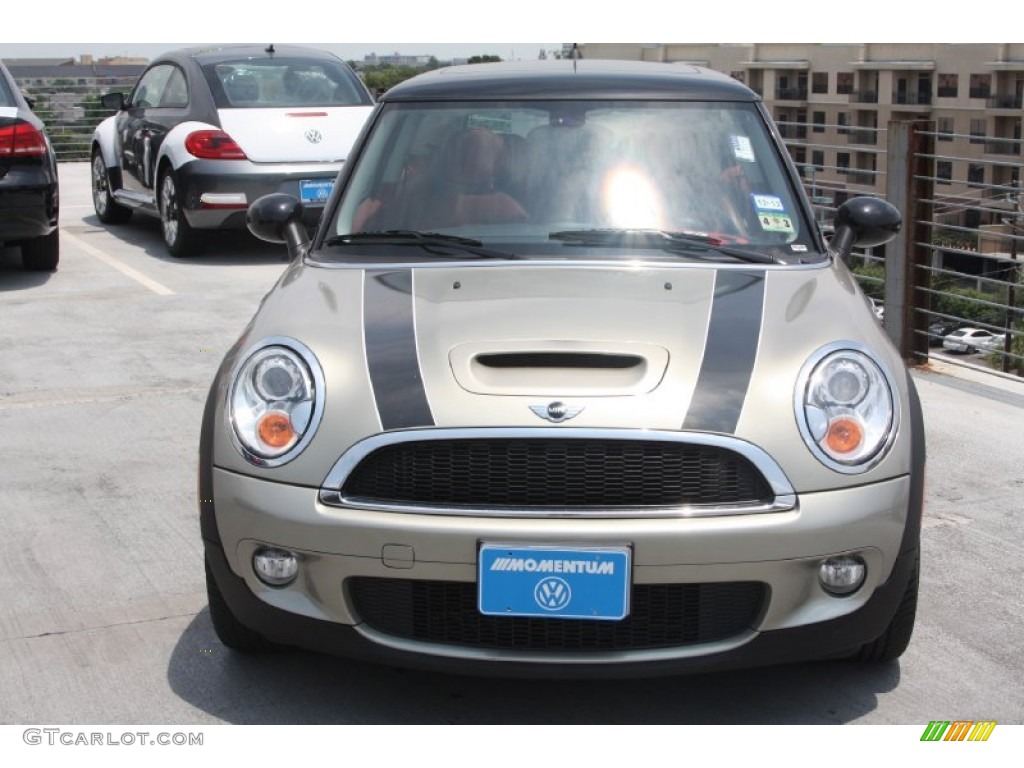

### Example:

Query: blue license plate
xmin=299 ymin=179 xmax=334 ymax=204
xmin=478 ymin=544 xmax=631 ymax=621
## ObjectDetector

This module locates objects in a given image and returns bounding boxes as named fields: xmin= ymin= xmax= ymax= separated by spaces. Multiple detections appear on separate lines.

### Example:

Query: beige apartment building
xmin=579 ymin=44 xmax=1024 ymax=241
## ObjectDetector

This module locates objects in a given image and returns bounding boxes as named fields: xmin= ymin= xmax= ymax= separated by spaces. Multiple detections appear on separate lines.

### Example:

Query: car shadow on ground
xmin=0 ymin=247 xmax=55 ymax=289
xmin=76 ymin=214 xmax=294 ymax=267
xmin=168 ymin=609 xmax=900 ymax=725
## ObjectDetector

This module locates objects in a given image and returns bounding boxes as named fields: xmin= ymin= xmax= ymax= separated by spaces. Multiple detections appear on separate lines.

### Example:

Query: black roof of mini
xmin=381 ymin=59 xmax=759 ymax=102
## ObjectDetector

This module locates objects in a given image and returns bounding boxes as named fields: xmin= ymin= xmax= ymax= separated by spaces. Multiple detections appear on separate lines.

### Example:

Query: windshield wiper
xmin=324 ymin=230 xmax=517 ymax=259
xmin=548 ymin=228 xmax=776 ymax=264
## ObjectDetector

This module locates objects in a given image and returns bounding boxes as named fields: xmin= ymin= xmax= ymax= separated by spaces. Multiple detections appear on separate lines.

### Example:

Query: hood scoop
xmin=450 ymin=341 xmax=669 ymax=396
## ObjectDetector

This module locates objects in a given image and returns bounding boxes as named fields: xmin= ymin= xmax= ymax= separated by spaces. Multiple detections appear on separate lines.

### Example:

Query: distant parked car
xmin=942 ymin=327 xmax=1000 ymax=354
xmin=976 ymin=333 xmax=1007 ymax=353
xmin=927 ymin=320 xmax=962 ymax=347
xmin=90 ymin=45 xmax=374 ymax=257
xmin=0 ymin=58 xmax=59 ymax=271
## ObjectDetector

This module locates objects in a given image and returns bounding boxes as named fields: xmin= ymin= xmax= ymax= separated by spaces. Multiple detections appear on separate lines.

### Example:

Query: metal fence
xmin=780 ymin=119 xmax=1023 ymax=381
xmin=20 ymin=86 xmax=1024 ymax=381
xmin=23 ymin=81 xmax=134 ymax=161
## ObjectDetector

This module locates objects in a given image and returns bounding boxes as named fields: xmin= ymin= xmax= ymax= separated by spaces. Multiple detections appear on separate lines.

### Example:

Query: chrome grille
xmin=339 ymin=438 xmax=775 ymax=509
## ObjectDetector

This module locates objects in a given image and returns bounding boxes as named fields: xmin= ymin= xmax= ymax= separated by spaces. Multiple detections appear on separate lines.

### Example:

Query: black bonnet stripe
xmin=364 ymin=269 xmax=434 ymax=430
xmin=682 ymin=270 xmax=765 ymax=434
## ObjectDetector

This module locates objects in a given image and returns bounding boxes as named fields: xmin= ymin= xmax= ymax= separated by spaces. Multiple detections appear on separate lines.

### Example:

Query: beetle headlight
xmin=228 ymin=339 xmax=324 ymax=466
xmin=795 ymin=344 xmax=898 ymax=473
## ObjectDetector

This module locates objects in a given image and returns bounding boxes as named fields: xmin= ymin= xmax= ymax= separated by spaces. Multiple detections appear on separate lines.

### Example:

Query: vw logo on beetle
xmin=304 ymin=129 xmax=323 ymax=144
xmin=534 ymin=577 xmax=572 ymax=611
xmin=529 ymin=401 xmax=584 ymax=423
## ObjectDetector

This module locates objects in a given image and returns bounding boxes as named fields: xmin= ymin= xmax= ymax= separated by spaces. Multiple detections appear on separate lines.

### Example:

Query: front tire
xmin=158 ymin=168 xmax=204 ymax=258
xmin=205 ymin=559 xmax=278 ymax=652
xmin=852 ymin=554 xmax=919 ymax=662
xmin=91 ymin=150 xmax=132 ymax=224
xmin=21 ymin=229 xmax=59 ymax=271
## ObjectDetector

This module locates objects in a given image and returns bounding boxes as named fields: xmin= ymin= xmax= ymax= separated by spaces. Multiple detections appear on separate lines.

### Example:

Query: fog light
xmin=819 ymin=555 xmax=866 ymax=596
xmin=253 ymin=547 xmax=299 ymax=586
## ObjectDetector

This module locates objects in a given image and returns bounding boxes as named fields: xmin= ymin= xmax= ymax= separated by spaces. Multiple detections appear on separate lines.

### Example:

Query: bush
xmin=852 ymin=263 xmax=885 ymax=300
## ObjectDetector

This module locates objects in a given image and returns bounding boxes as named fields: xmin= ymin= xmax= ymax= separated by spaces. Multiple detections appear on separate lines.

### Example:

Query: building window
xmin=970 ymin=118 xmax=986 ymax=144
xmin=967 ymin=163 xmax=985 ymax=187
xmin=937 ymin=117 xmax=955 ymax=141
xmin=837 ymin=72 xmax=853 ymax=94
xmin=812 ymin=72 xmax=828 ymax=94
xmin=936 ymin=160 xmax=952 ymax=185
xmin=969 ymin=74 xmax=991 ymax=99
xmin=812 ymin=150 xmax=825 ymax=171
xmin=837 ymin=152 xmax=850 ymax=173
xmin=837 ymin=112 xmax=849 ymax=135
xmin=937 ymin=73 xmax=959 ymax=98
xmin=792 ymin=146 xmax=806 ymax=166
xmin=812 ymin=111 xmax=826 ymax=133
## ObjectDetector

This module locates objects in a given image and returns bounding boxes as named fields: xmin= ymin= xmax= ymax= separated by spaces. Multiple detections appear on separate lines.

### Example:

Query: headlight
xmin=227 ymin=339 xmax=324 ymax=466
xmin=795 ymin=344 xmax=898 ymax=473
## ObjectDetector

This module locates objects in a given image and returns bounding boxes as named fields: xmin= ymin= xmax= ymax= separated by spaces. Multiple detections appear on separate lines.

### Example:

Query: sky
xmin=3 ymin=1 xmax=1016 ymax=63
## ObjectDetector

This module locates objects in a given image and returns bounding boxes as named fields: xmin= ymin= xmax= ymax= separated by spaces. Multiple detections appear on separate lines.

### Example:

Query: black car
xmin=927 ymin=320 xmax=963 ymax=347
xmin=0 ymin=59 xmax=59 ymax=271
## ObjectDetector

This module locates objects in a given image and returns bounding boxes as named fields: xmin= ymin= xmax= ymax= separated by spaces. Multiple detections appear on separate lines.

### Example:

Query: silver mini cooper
xmin=200 ymin=60 xmax=923 ymax=677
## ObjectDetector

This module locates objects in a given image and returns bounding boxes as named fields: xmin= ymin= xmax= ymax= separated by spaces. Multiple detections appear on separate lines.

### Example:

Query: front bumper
xmin=175 ymin=159 xmax=340 ymax=230
xmin=205 ymin=465 xmax=915 ymax=675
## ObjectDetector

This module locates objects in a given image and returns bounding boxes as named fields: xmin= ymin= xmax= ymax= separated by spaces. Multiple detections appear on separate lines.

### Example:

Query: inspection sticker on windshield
xmin=300 ymin=179 xmax=334 ymax=204
xmin=752 ymin=194 xmax=793 ymax=233
xmin=731 ymin=135 xmax=756 ymax=162
xmin=478 ymin=544 xmax=631 ymax=621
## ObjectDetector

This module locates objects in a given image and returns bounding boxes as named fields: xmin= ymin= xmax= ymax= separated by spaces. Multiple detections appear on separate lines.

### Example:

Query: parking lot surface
xmin=1 ymin=163 xmax=1022 ymax=725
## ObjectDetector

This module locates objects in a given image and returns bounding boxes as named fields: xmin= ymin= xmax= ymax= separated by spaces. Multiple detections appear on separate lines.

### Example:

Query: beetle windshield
xmin=327 ymin=100 xmax=817 ymax=260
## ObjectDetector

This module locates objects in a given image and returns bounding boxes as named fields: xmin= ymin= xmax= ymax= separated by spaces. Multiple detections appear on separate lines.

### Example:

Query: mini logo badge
xmin=305 ymin=129 xmax=323 ymax=144
xmin=529 ymin=401 xmax=584 ymax=423
xmin=534 ymin=577 xmax=572 ymax=611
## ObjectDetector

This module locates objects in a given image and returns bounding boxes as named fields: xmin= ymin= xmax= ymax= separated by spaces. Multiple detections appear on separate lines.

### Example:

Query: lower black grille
xmin=348 ymin=578 xmax=766 ymax=651
xmin=340 ymin=438 xmax=774 ymax=509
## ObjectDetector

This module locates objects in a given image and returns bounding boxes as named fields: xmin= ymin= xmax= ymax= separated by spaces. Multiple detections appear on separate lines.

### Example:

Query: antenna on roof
xmin=265 ymin=44 xmax=275 ymax=55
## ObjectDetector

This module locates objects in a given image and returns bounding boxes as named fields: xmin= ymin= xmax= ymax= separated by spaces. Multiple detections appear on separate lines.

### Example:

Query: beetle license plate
xmin=299 ymin=179 xmax=334 ymax=204
xmin=478 ymin=544 xmax=631 ymax=621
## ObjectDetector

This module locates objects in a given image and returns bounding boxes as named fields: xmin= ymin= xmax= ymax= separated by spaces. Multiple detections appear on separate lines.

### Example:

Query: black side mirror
xmin=100 ymin=92 xmax=126 ymax=111
xmin=248 ymin=194 xmax=310 ymax=261
xmin=829 ymin=196 xmax=901 ymax=259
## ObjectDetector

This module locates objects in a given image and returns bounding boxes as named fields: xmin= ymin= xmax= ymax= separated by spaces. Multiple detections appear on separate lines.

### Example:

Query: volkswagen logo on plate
xmin=534 ymin=577 xmax=572 ymax=611
xmin=304 ymin=129 xmax=323 ymax=144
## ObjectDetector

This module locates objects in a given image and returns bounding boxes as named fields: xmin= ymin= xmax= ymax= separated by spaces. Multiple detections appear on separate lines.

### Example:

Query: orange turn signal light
xmin=257 ymin=411 xmax=295 ymax=449
xmin=825 ymin=416 xmax=863 ymax=454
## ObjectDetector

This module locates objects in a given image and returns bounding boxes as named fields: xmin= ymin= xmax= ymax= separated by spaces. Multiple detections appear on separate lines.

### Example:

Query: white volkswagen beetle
xmin=90 ymin=44 xmax=374 ymax=257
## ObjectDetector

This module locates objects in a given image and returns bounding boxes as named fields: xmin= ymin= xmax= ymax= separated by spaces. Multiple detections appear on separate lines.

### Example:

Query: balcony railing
xmin=777 ymin=123 xmax=808 ymax=139
xmin=984 ymin=139 xmax=1022 ymax=156
xmin=987 ymin=94 xmax=1024 ymax=109
xmin=893 ymin=92 xmax=933 ymax=106
xmin=774 ymin=87 xmax=808 ymax=101
xmin=845 ymin=169 xmax=878 ymax=185
xmin=846 ymin=129 xmax=879 ymax=146
xmin=850 ymin=90 xmax=878 ymax=104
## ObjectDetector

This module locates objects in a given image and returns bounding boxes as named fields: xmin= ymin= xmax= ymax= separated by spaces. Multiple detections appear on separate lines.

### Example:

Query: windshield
xmin=327 ymin=100 xmax=817 ymax=261
xmin=202 ymin=57 xmax=372 ymax=109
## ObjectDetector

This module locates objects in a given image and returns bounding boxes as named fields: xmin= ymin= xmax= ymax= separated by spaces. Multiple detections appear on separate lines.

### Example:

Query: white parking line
xmin=61 ymin=229 xmax=175 ymax=296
